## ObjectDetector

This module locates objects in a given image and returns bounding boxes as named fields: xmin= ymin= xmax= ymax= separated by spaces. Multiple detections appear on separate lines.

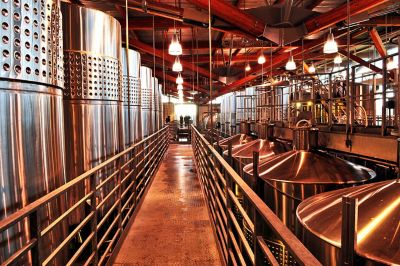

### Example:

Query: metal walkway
xmin=112 ymin=144 xmax=223 ymax=265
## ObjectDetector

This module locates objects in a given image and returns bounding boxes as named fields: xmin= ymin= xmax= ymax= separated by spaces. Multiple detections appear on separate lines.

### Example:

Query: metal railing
xmin=192 ymin=125 xmax=321 ymax=266
xmin=0 ymin=126 xmax=169 ymax=266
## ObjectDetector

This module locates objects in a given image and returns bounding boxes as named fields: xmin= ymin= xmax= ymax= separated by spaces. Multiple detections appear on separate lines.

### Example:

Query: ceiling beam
xmin=154 ymin=70 xmax=210 ymax=94
xmin=338 ymin=49 xmax=382 ymax=73
xmin=129 ymin=38 xmax=219 ymax=80
xmin=360 ymin=16 xmax=400 ymax=27
xmin=369 ymin=28 xmax=388 ymax=57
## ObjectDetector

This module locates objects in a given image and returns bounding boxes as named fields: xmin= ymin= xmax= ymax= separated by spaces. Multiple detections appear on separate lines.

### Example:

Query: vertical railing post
xmin=117 ymin=155 xmax=123 ymax=234
xmin=29 ymin=210 xmax=42 ymax=265
xmin=340 ymin=196 xmax=358 ymax=266
xmin=382 ymin=57 xmax=387 ymax=136
xmin=90 ymin=173 xmax=98 ymax=264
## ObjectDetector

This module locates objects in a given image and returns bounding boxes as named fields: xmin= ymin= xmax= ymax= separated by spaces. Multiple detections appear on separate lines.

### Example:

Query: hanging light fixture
xmin=285 ymin=51 xmax=296 ymax=71
xmin=258 ymin=52 xmax=266 ymax=64
xmin=176 ymin=73 xmax=183 ymax=84
xmin=172 ymin=56 xmax=182 ymax=72
xmin=387 ymin=58 xmax=398 ymax=70
xmin=245 ymin=62 xmax=251 ymax=71
xmin=334 ymin=53 xmax=342 ymax=64
xmin=177 ymin=84 xmax=183 ymax=90
xmin=168 ymin=31 xmax=182 ymax=56
xmin=309 ymin=62 xmax=316 ymax=73
xmin=323 ymin=28 xmax=338 ymax=54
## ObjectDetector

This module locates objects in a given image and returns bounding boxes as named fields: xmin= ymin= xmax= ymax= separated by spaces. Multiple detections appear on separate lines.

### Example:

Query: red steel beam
xmin=129 ymin=38 xmax=219 ymax=81
xmin=338 ymin=49 xmax=382 ymax=73
xmin=360 ymin=16 xmax=400 ymax=27
xmin=155 ymin=70 xmax=210 ymax=94
xmin=369 ymin=28 xmax=388 ymax=57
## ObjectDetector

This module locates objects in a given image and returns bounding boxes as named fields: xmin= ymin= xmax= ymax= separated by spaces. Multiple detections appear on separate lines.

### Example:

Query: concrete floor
xmin=113 ymin=144 xmax=222 ymax=266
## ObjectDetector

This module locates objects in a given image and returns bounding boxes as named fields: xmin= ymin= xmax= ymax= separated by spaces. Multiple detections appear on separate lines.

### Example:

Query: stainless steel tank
xmin=152 ymin=76 xmax=159 ymax=131
xmin=122 ymin=48 xmax=142 ymax=147
xmin=0 ymin=0 xmax=66 ymax=263
xmin=297 ymin=180 xmax=400 ymax=265
xmin=243 ymin=127 xmax=376 ymax=233
xmin=61 ymin=3 xmax=122 ymax=224
xmin=140 ymin=66 xmax=153 ymax=137
xmin=158 ymin=84 xmax=163 ymax=129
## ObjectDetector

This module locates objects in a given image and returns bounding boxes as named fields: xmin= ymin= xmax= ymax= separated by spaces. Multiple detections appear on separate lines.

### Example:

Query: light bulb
xmin=172 ymin=57 xmax=182 ymax=72
xmin=258 ymin=53 xmax=266 ymax=64
xmin=285 ymin=55 xmax=296 ymax=71
xmin=176 ymin=73 xmax=183 ymax=84
xmin=177 ymin=84 xmax=183 ymax=90
xmin=334 ymin=54 xmax=342 ymax=64
xmin=387 ymin=58 xmax=398 ymax=70
xmin=168 ymin=33 xmax=182 ymax=56
xmin=309 ymin=62 xmax=316 ymax=73
xmin=245 ymin=62 xmax=251 ymax=71
xmin=323 ymin=32 xmax=338 ymax=54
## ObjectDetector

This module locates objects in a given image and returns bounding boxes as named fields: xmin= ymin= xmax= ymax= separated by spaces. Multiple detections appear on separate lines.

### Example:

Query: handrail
xmin=191 ymin=125 xmax=321 ymax=266
xmin=0 ymin=126 xmax=170 ymax=266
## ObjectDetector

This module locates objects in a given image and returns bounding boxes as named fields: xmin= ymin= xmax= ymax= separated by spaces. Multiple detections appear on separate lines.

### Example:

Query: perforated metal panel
xmin=122 ymin=76 xmax=140 ymax=105
xmin=63 ymin=51 xmax=121 ymax=101
xmin=0 ymin=0 xmax=63 ymax=86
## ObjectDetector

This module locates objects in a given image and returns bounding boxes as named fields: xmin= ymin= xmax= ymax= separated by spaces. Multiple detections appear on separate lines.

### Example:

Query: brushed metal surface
xmin=140 ymin=66 xmax=153 ymax=137
xmin=0 ymin=0 xmax=66 ymax=262
xmin=61 ymin=2 xmax=122 ymax=223
xmin=122 ymin=49 xmax=142 ymax=147
xmin=152 ymin=77 xmax=159 ymax=132
xmin=158 ymin=84 xmax=163 ymax=129
xmin=243 ymin=150 xmax=376 ymax=232
xmin=297 ymin=180 xmax=400 ymax=265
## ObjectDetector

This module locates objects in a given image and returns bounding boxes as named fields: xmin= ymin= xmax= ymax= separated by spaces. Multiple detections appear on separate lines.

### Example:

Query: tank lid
xmin=243 ymin=150 xmax=375 ymax=184
xmin=222 ymin=139 xmax=276 ymax=160
xmin=297 ymin=180 xmax=400 ymax=265
xmin=215 ymin=134 xmax=254 ymax=149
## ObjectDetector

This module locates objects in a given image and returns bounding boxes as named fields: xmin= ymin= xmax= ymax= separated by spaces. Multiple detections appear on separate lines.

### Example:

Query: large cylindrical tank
xmin=122 ymin=49 xmax=142 ymax=147
xmin=140 ymin=66 xmax=152 ymax=137
xmin=243 ymin=128 xmax=376 ymax=233
xmin=61 ymin=3 xmax=122 ymax=224
xmin=297 ymin=180 xmax=400 ymax=265
xmin=158 ymin=84 xmax=163 ymax=129
xmin=0 ymin=0 xmax=66 ymax=263
xmin=152 ymin=76 xmax=159 ymax=132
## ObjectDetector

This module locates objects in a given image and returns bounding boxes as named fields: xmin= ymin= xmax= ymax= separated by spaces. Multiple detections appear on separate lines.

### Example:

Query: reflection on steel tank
xmin=140 ymin=66 xmax=153 ymax=137
xmin=158 ymin=84 xmax=164 ymax=129
xmin=0 ymin=0 xmax=67 ymax=263
xmin=61 ymin=3 xmax=122 ymax=225
xmin=152 ymin=76 xmax=159 ymax=132
xmin=122 ymin=48 xmax=142 ymax=148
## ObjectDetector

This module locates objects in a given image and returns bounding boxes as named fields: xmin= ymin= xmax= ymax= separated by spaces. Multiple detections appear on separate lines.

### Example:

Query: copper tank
xmin=297 ymin=180 xmax=400 ymax=265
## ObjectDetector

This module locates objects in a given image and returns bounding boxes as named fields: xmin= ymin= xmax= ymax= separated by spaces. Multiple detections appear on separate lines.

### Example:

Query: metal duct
xmin=297 ymin=180 xmax=400 ymax=265
xmin=0 ymin=0 xmax=66 ymax=263
xmin=140 ymin=66 xmax=153 ymax=137
xmin=122 ymin=49 xmax=142 ymax=148
xmin=152 ymin=76 xmax=159 ymax=132
xmin=61 ymin=3 xmax=122 ymax=224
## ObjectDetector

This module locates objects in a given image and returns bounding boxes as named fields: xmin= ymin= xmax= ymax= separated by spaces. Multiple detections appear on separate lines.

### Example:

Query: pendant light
xmin=309 ymin=62 xmax=316 ymax=73
xmin=245 ymin=62 xmax=251 ymax=71
xmin=176 ymin=73 xmax=183 ymax=84
xmin=323 ymin=28 xmax=338 ymax=54
xmin=387 ymin=58 xmax=398 ymax=70
xmin=172 ymin=56 xmax=182 ymax=72
xmin=258 ymin=52 xmax=266 ymax=64
xmin=285 ymin=51 xmax=296 ymax=71
xmin=168 ymin=31 xmax=182 ymax=56
xmin=177 ymin=84 xmax=183 ymax=90
xmin=334 ymin=53 xmax=342 ymax=64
